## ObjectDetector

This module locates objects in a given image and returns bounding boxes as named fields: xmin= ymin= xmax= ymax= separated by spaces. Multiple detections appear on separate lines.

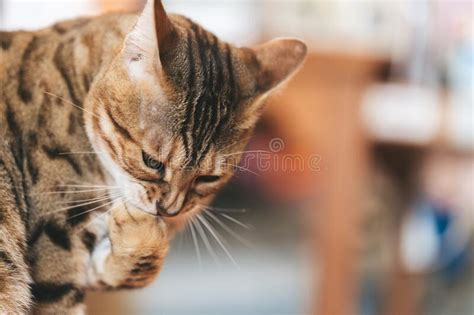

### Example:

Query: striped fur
xmin=0 ymin=0 xmax=306 ymax=313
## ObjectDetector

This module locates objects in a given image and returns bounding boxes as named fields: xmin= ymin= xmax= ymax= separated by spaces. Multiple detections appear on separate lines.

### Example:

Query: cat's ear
xmin=238 ymin=38 xmax=307 ymax=129
xmin=122 ymin=0 xmax=174 ymax=77
xmin=253 ymin=38 xmax=307 ymax=93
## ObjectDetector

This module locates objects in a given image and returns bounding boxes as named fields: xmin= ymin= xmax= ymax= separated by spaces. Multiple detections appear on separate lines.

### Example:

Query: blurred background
xmin=1 ymin=1 xmax=473 ymax=314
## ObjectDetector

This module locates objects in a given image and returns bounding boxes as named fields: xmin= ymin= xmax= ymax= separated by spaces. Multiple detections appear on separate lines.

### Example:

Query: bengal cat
xmin=0 ymin=0 xmax=306 ymax=313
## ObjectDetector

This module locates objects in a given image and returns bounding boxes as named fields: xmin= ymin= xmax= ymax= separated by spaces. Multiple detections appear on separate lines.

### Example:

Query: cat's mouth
xmin=155 ymin=202 xmax=181 ymax=217
xmin=126 ymin=199 xmax=182 ymax=218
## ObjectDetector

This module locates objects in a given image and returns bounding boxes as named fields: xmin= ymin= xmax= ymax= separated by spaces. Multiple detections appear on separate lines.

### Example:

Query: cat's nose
xmin=155 ymin=201 xmax=181 ymax=217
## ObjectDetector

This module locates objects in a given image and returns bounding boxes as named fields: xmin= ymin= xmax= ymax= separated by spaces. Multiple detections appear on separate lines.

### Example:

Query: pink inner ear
xmin=254 ymin=38 xmax=308 ymax=92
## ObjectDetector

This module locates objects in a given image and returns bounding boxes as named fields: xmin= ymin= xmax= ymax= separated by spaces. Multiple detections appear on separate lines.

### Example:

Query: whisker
xmin=176 ymin=220 xmax=187 ymax=252
xmin=183 ymin=219 xmax=191 ymax=248
xmin=67 ymin=198 xmax=118 ymax=220
xmin=204 ymin=210 xmax=253 ymax=248
xmin=76 ymin=207 xmax=111 ymax=233
xmin=30 ymin=188 xmax=118 ymax=195
xmin=220 ymin=163 xmax=260 ymax=177
xmin=58 ymin=151 xmax=105 ymax=155
xmin=220 ymin=136 xmax=254 ymax=152
xmin=76 ymin=195 xmax=127 ymax=233
xmin=189 ymin=219 xmax=202 ymax=267
xmin=57 ymin=184 xmax=120 ymax=189
xmin=193 ymin=215 xmax=220 ymax=265
xmin=55 ymin=193 xmax=111 ymax=206
xmin=218 ymin=213 xmax=253 ymax=230
xmin=197 ymin=214 xmax=239 ymax=268
xmin=219 ymin=150 xmax=269 ymax=158
xmin=43 ymin=193 xmax=120 ymax=217
xmin=56 ymin=197 xmax=105 ymax=205
xmin=44 ymin=91 xmax=106 ymax=120
xmin=202 ymin=205 xmax=247 ymax=213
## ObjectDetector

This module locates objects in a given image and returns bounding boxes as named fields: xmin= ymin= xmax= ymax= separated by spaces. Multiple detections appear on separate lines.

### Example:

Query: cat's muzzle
xmin=155 ymin=201 xmax=181 ymax=217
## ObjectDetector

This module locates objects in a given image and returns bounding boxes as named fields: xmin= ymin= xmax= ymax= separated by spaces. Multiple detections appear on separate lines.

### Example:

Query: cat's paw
xmin=108 ymin=202 xmax=168 ymax=256
xmin=88 ymin=203 xmax=169 ymax=288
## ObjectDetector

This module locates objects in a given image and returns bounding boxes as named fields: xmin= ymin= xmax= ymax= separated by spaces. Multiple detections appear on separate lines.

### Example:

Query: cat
xmin=0 ymin=0 xmax=306 ymax=313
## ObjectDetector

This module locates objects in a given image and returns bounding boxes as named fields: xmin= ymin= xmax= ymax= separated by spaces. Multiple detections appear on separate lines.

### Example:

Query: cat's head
xmin=85 ymin=0 xmax=306 ymax=224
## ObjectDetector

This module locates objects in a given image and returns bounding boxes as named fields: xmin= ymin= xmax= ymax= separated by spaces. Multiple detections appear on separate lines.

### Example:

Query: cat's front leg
xmin=87 ymin=202 xmax=169 ymax=290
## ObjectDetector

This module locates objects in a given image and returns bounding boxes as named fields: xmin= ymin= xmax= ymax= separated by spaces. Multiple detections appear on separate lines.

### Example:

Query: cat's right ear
xmin=122 ymin=0 xmax=174 ymax=80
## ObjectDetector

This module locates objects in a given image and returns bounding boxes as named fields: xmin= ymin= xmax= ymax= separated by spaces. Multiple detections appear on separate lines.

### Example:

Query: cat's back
xmin=0 ymin=13 xmax=136 ymax=139
xmin=0 ymin=12 xmax=136 ymax=68
xmin=0 ymin=17 xmax=96 ymax=91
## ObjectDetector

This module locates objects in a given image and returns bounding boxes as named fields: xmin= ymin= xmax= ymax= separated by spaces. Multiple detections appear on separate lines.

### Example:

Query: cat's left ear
xmin=122 ymin=0 xmax=174 ymax=78
xmin=253 ymin=38 xmax=307 ymax=94
xmin=238 ymin=38 xmax=307 ymax=129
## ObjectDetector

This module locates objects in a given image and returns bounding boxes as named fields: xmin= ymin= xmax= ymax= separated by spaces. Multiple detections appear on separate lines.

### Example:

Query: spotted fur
xmin=0 ymin=0 xmax=306 ymax=313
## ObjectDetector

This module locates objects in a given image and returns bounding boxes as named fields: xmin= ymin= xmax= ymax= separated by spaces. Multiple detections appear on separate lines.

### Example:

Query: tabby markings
xmin=175 ymin=21 xmax=237 ymax=166
xmin=31 ymin=282 xmax=84 ymax=305
xmin=0 ymin=159 xmax=27 ymax=224
xmin=104 ymin=106 xmax=135 ymax=142
xmin=17 ymin=36 xmax=40 ymax=103
xmin=66 ymin=204 xmax=92 ymax=227
xmin=0 ymin=31 xmax=13 ymax=50
xmin=43 ymin=220 xmax=71 ymax=251
xmin=42 ymin=144 xmax=83 ymax=176
xmin=0 ymin=251 xmax=16 ymax=273
xmin=26 ymin=133 xmax=40 ymax=185
xmin=81 ymin=230 xmax=97 ymax=253
xmin=53 ymin=40 xmax=82 ymax=106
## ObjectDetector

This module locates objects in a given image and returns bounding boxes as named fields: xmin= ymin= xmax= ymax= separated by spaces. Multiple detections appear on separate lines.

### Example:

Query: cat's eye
xmin=195 ymin=175 xmax=221 ymax=185
xmin=142 ymin=151 xmax=165 ymax=175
